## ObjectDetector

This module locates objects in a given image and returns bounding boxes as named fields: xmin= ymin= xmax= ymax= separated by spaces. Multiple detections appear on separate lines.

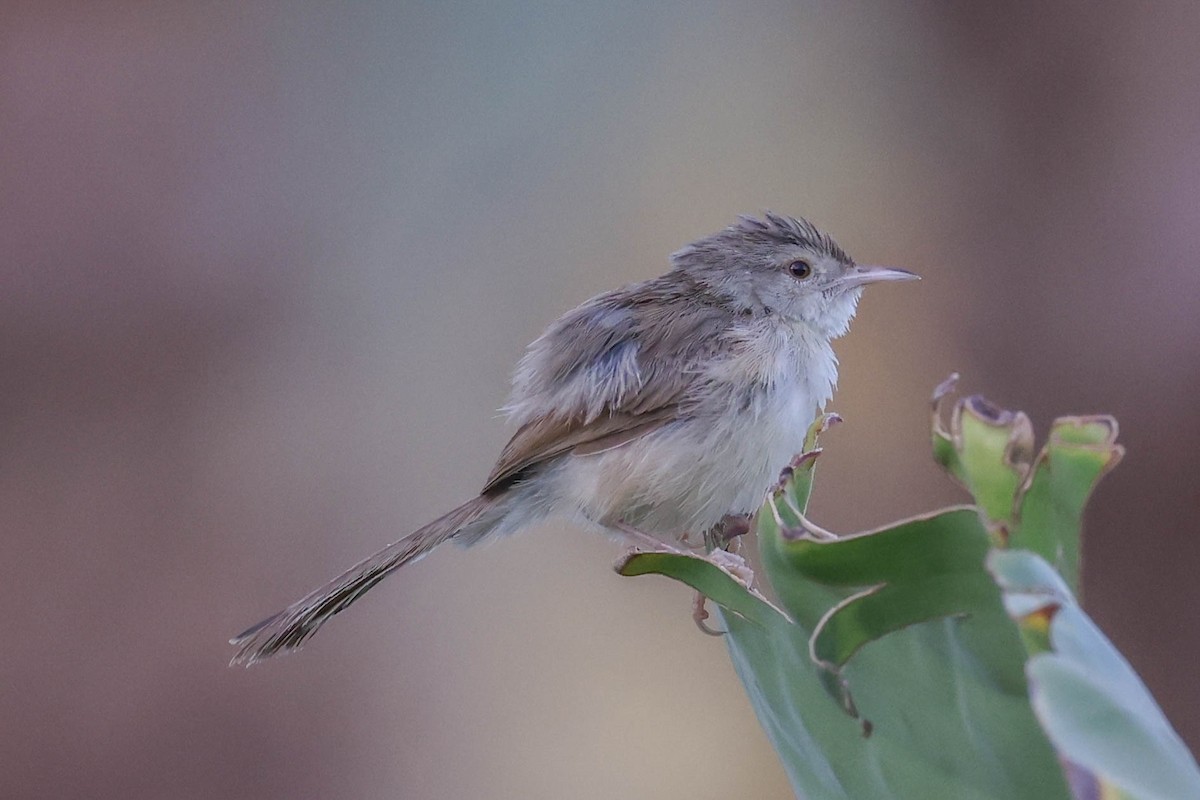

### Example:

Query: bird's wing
xmin=482 ymin=281 xmax=727 ymax=495
xmin=482 ymin=407 xmax=678 ymax=495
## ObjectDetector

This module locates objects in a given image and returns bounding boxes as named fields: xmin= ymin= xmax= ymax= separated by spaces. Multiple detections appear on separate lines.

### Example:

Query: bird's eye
xmin=788 ymin=259 xmax=813 ymax=279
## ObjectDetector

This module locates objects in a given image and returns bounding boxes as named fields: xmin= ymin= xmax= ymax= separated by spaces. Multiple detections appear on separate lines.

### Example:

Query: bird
xmin=230 ymin=212 xmax=918 ymax=665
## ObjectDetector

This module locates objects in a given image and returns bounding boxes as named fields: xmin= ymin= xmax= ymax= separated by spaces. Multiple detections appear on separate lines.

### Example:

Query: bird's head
xmin=671 ymin=212 xmax=918 ymax=339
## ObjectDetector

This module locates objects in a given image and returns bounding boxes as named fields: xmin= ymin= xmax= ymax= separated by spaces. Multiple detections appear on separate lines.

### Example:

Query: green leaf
xmin=717 ymin=473 xmax=1071 ymax=799
xmin=929 ymin=375 xmax=1034 ymax=529
xmin=990 ymin=550 xmax=1200 ymax=800
xmin=617 ymin=380 xmax=1195 ymax=800
xmin=769 ymin=412 xmax=842 ymax=522
xmin=1009 ymin=416 xmax=1123 ymax=594
xmin=614 ymin=549 xmax=788 ymax=629
xmin=768 ymin=507 xmax=999 ymax=671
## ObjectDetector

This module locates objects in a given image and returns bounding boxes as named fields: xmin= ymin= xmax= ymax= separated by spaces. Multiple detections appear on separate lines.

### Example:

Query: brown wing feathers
xmin=483 ymin=281 xmax=727 ymax=494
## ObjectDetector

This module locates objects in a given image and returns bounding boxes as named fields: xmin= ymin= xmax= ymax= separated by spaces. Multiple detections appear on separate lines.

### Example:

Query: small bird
xmin=230 ymin=212 xmax=917 ymax=665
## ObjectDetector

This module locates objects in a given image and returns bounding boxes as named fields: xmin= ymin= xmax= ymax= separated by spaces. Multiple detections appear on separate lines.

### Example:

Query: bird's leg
xmin=689 ymin=548 xmax=754 ymax=636
xmin=704 ymin=513 xmax=752 ymax=551
xmin=614 ymin=519 xmax=757 ymax=636
xmin=708 ymin=547 xmax=754 ymax=585
xmin=692 ymin=592 xmax=724 ymax=636
xmin=689 ymin=514 xmax=756 ymax=635
xmin=614 ymin=521 xmax=721 ymax=632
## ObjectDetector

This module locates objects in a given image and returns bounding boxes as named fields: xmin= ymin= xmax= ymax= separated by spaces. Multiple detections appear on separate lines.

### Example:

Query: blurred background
xmin=3 ymin=2 xmax=1199 ymax=798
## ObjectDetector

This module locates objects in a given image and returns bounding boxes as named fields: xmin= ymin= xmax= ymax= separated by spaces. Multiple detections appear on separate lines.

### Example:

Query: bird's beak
xmin=841 ymin=265 xmax=921 ymax=288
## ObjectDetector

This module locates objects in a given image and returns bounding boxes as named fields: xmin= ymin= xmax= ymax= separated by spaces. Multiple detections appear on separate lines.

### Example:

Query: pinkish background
xmin=3 ymin=3 xmax=1199 ymax=798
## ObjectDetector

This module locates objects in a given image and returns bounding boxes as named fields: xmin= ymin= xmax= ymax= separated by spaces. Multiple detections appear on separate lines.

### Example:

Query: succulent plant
xmin=618 ymin=376 xmax=1198 ymax=800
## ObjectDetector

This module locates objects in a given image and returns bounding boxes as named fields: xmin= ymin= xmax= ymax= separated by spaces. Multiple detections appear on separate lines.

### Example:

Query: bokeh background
xmin=3 ymin=2 xmax=1199 ymax=798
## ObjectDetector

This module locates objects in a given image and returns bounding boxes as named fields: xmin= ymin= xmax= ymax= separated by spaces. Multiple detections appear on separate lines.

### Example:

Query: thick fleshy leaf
xmin=770 ymin=507 xmax=997 ymax=670
xmin=930 ymin=379 xmax=1122 ymax=595
xmin=785 ymin=412 xmax=842 ymax=513
xmin=614 ymin=549 xmax=787 ymax=629
xmin=930 ymin=372 xmax=964 ymax=477
xmin=990 ymin=550 xmax=1200 ymax=800
xmin=1009 ymin=417 xmax=1123 ymax=594
xmin=617 ymin=381 xmax=1193 ymax=800
xmin=717 ymin=471 xmax=1071 ymax=800
xmin=930 ymin=375 xmax=1033 ymax=529
xmin=956 ymin=399 xmax=1033 ymax=523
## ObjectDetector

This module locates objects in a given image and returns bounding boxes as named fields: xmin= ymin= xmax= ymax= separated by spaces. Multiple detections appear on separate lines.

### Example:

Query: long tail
xmin=230 ymin=495 xmax=499 ymax=666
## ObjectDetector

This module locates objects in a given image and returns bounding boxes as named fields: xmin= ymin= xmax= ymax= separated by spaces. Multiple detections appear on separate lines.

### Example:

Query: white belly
xmin=552 ymin=325 xmax=837 ymax=536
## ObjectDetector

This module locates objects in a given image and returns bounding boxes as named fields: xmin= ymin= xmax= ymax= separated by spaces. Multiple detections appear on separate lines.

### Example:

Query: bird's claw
xmin=691 ymin=548 xmax=756 ymax=637
xmin=708 ymin=548 xmax=754 ymax=587
xmin=692 ymin=591 xmax=725 ymax=636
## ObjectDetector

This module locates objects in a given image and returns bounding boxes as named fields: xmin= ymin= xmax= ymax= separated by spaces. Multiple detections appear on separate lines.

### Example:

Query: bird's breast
xmin=671 ymin=320 xmax=840 ymax=523
xmin=555 ymin=321 xmax=838 ymax=536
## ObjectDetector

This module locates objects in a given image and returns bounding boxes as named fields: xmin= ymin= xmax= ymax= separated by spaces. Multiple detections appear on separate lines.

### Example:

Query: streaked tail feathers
xmin=230 ymin=495 xmax=498 ymax=666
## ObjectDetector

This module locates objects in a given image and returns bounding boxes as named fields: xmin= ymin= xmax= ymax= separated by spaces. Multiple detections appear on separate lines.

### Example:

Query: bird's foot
xmin=692 ymin=591 xmax=724 ymax=636
xmin=690 ymin=548 xmax=755 ymax=636
xmin=702 ymin=514 xmax=752 ymax=551
xmin=614 ymin=520 xmax=757 ymax=637
xmin=708 ymin=547 xmax=754 ymax=586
